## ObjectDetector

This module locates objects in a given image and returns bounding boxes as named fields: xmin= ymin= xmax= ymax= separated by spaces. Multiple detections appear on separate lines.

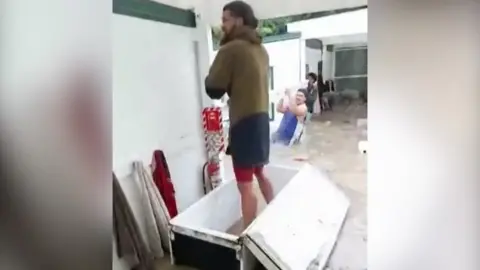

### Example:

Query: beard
xmin=220 ymin=24 xmax=238 ymax=45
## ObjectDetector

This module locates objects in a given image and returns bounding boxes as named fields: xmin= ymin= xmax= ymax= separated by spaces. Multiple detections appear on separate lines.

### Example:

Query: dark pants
xmin=229 ymin=113 xmax=270 ymax=168
xmin=318 ymin=92 xmax=324 ymax=110
xmin=307 ymin=102 xmax=314 ymax=114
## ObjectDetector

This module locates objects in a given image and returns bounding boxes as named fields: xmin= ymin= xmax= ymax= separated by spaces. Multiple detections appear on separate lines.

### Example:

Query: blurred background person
xmin=272 ymin=88 xmax=308 ymax=145
xmin=304 ymin=72 xmax=318 ymax=121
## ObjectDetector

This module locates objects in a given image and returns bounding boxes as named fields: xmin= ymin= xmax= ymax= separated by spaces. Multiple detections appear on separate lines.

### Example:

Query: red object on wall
xmin=202 ymin=108 xmax=222 ymax=132
xmin=206 ymin=162 xmax=219 ymax=175
xmin=151 ymin=150 xmax=178 ymax=218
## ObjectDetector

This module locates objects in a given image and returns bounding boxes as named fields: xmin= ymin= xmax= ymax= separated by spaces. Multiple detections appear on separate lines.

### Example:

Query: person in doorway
xmin=204 ymin=1 xmax=273 ymax=229
xmin=272 ymin=89 xmax=308 ymax=145
xmin=316 ymin=73 xmax=327 ymax=111
xmin=324 ymin=79 xmax=335 ymax=110
xmin=304 ymin=72 xmax=318 ymax=120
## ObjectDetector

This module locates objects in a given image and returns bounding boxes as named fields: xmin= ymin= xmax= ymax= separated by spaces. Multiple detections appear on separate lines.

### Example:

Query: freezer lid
xmin=243 ymin=164 xmax=350 ymax=270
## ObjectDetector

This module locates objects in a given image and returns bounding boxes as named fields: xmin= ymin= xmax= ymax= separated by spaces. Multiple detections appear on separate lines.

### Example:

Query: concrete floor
xmin=158 ymin=103 xmax=367 ymax=270
xmin=310 ymin=104 xmax=367 ymax=270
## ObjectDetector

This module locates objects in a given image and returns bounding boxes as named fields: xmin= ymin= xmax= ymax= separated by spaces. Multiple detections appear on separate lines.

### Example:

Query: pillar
xmin=322 ymin=45 xmax=335 ymax=80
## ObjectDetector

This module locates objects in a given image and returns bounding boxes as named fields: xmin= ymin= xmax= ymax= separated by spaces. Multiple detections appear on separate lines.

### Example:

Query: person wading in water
xmin=204 ymin=1 xmax=273 ymax=229
xmin=272 ymin=89 xmax=308 ymax=145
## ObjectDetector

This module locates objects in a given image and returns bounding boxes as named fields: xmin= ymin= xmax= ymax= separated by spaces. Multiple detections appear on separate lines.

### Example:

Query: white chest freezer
xmin=169 ymin=164 xmax=350 ymax=270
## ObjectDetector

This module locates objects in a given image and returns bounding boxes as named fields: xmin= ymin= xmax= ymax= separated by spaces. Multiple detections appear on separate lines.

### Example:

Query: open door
xmin=243 ymin=164 xmax=350 ymax=270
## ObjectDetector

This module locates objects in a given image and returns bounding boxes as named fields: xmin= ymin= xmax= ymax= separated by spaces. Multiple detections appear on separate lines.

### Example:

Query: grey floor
xmin=158 ymin=103 xmax=368 ymax=270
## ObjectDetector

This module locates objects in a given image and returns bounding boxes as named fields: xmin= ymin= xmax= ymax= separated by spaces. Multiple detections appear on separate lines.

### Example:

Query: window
xmin=333 ymin=46 xmax=368 ymax=94
xmin=334 ymin=47 xmax=367 ymax=77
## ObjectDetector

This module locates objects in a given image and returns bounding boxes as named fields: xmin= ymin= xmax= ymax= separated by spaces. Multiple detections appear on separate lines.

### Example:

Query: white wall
xmin=322 ymin=33 xmax=367 ymax=45
xmin=211 ymin=38 xmax=302 ymax=94
xmin=305 ymin=46 xmax=323 ymax=75
xmin=113 ymin=14 xmax=207 ymax=269
xmin=266 ymin=38 xmax=303 ymax=128
xmin=211 ymin=38 xmax=303 ymax=124
xmin=322 ymin=47 xmax=335 ymax=80
xmin=287 ymin=8 xmax=368 ymax=40
xmin=265 ymin=39 xmax=303 ymax=93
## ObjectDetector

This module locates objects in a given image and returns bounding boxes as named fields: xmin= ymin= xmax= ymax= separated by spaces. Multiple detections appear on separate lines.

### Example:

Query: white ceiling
xmin=154 ymin=0 xmax=367 ymax=25
xmin=287 ymin=9 xmax=367 ymax=40
xmin=322 ymin=33 xmax=367 ymax=45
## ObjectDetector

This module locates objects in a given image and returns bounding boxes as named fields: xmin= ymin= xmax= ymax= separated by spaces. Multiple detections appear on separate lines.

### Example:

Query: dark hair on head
xmin=317 ymin=73 xmax=324 ymax=84
xmin=297 ymin=88 xmax=308 ymax=97
xmin=223 ymin=1 xmax=258 ymax=29
xmin=307 ymin=72 xmax=318 ymax=82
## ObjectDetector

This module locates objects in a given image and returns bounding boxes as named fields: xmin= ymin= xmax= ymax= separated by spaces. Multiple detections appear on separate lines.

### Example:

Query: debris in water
xmin=293 ymin=156 xmax=309 ymax=162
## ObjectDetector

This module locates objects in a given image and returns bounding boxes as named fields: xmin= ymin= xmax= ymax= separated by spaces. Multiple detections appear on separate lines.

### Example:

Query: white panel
xmin=265 ymin=39 xmax=303 ymax=122
xmin=322 ymin=47 xmax=334 ymax=79
xmin=264 ymin=39 xmax=302 ymax=92
xmin=113 ymin=14 xmax=206 ymax=210
xmin=288 ymin=8 xmax=368 ymax=39
xmin=322 ymin=33 xmax=368 ymax=45
xmin=305 ymin=46 xmax=323 ymax=74
xmin=245 ymin=164 xmax=350 ymax=270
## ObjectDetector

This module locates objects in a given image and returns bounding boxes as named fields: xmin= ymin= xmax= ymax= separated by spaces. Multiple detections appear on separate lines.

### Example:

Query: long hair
xmin=223 ymin=1 xmax=258 ymax=29
xmin=317 ymin=73 xmax=326 ymax=93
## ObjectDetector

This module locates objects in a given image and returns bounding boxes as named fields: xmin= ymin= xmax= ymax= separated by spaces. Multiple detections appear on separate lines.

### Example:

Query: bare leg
xmin=237 ymin=182 xmax=258 ymax=228
xmin=254 ymin=167 xmax=274 ymax=203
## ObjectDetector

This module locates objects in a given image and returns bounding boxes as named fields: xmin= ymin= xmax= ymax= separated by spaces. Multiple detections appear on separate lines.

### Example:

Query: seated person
xmin=272 ymin=88 xmax=308 ymax=146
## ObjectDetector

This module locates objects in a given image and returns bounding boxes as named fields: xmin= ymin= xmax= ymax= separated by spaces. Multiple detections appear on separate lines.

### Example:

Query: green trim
xmin=263 ymin=32 xmax=301 ymax=44
xmin=213 ymin=32 xmax=301 ymax=50
xmin=269 ymin=102 xmax=275 ymax=121
xmin=274 ymin=5 xmax=367 ymax=23
xmin=113 ymin=0 xmax=196 ymax=27
xmin=269 ymin=66 xmax=275 ymax=90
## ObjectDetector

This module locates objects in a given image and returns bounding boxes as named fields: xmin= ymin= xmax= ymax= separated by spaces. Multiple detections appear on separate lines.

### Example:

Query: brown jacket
xmin=205 ymin=26 xmax=270 ymax=167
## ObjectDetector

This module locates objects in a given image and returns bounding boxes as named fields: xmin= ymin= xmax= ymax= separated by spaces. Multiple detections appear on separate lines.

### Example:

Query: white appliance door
xmin=244 ymin=164 xmax=350 ymax=270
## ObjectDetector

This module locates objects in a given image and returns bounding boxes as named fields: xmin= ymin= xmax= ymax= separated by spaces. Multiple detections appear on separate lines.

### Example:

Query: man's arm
xmin=288 ymin=92 xmax=307 ymax=117
xmin=205 ymin=46 xmax=234 ymax=100
xmin=276 ymin=98 xmax=287 ymax=113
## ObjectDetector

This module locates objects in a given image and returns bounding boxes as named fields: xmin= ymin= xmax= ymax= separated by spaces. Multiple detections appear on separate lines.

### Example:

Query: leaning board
xmin=243 ymin=164 xmax=350 ymax=270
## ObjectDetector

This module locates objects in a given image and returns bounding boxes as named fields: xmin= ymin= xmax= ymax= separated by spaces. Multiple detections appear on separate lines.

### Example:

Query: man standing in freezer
xmin=205 ymin=1 xmax=273 ymax=228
